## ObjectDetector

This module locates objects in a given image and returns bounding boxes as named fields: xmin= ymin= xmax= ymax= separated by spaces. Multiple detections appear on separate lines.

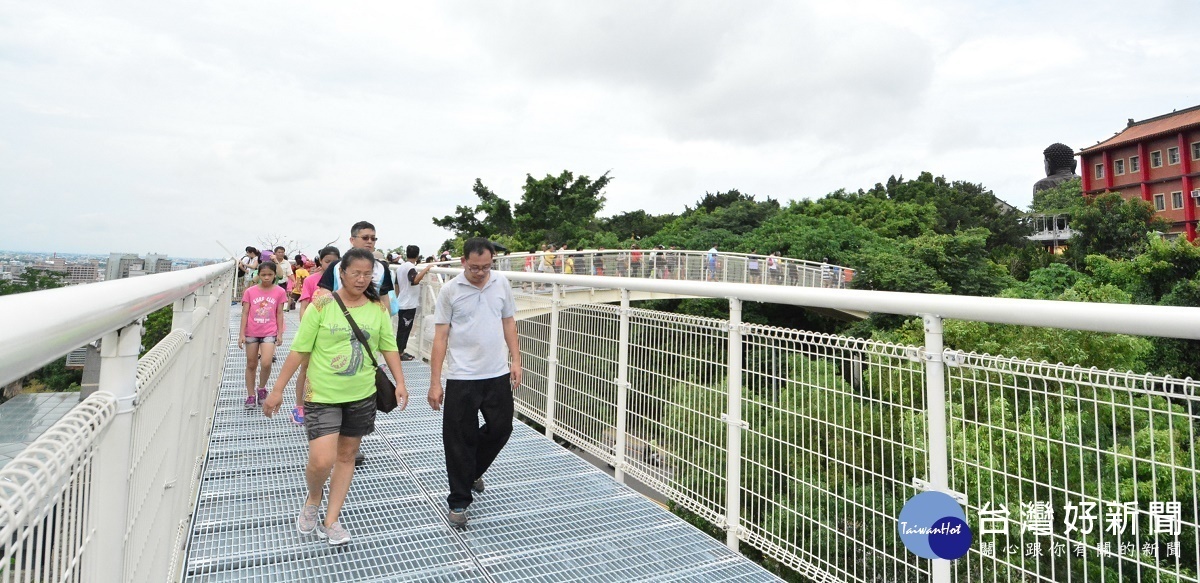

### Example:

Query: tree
xmin=598 ymin=210 xmax=676 ymax=242
xmin=513 ymin=170 xmax=611 ymax=245
xmin=433 ymin=178 xmax=515 ymax=240
xmin=1030 ymin=177 xmax=1084 ymax=214
xmin=0 ymin=268 xmax=66 ymax=296
xmin=1066 ymin=192 xmax=1166 ymax=264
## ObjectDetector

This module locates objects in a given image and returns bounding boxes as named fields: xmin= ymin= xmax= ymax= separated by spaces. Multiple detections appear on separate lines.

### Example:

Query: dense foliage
xmin=435 ymin=169 xmax=1198 ymax=581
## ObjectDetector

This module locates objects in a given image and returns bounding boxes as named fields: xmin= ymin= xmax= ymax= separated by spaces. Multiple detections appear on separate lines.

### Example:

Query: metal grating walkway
xmin=181 ymin=311 xmax=781 ymax=582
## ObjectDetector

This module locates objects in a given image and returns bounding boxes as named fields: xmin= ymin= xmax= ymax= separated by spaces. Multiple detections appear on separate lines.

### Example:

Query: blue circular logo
xmin=898 ymin=492 xmax=973 ymax=560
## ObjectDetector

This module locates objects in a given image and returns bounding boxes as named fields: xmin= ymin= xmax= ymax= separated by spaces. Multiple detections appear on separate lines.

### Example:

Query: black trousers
xmin=395 ymin=308 xmax=417 ymax=351
xmin=443 ymin=374 xmax=513 ymax=509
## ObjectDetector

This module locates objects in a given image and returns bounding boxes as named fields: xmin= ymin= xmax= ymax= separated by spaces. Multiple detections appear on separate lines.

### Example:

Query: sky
xmin=2 ymin=0 xmax=1199 ymax=259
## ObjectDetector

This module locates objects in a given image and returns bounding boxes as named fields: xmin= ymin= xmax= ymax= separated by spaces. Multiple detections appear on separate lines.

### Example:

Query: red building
xmin=1079 ymin=105 xmax=1200 ymax=241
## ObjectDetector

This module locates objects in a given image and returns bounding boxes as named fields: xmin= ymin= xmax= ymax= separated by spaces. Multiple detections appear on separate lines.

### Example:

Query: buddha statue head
xmin=1043 ymin=142 xmax=1077 ymax=177
xmin=1034 ymin=143 xmax=1081 ymax=194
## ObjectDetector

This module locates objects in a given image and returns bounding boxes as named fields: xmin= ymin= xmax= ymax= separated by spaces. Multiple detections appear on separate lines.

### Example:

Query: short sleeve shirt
xmin=433 ymin=272 xmax=516 ymax=380
xmin=292 ymin=291 xmax=399 ymax=404
xmin=242 ymin=284 xmax=288 ymax=337
xmin=394 ymin=262 xmax=421 ymax=310
xmin=299 ymin=271 xmax=322 ymax=303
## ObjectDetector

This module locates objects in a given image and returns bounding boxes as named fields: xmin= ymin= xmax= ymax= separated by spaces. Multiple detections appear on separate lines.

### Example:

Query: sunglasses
xmin=356 ymin=235 xmax=378 ymax=241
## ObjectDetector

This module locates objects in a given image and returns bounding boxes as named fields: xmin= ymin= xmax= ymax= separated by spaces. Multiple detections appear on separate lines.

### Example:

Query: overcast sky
xmin=2 ymin=0 xmax=1198 ymax=259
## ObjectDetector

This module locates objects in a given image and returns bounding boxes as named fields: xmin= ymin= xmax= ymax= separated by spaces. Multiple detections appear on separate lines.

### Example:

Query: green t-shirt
xmin=293 ymin=292 xmax=398 ymax=404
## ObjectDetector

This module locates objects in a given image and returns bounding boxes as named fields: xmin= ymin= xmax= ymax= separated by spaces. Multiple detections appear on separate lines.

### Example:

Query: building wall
xmin=1081 ymin=128 xmax=1200 ymax=237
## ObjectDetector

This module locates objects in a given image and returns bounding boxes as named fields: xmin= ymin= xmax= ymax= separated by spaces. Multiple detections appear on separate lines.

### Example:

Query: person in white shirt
xmin=428 ymin=238 xmax=521 ymax=529
xmin=394 ymin=245 xmax=433 ymax=361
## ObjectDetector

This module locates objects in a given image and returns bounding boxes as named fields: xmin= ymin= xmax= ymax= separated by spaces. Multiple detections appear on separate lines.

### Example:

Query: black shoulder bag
xmin=331 ymin=292 xmax=399 ymax=413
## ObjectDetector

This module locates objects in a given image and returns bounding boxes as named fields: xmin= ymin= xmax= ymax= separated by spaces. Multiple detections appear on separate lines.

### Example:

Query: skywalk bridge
xmin=3 ymin=253 xmax=1200 ymax=583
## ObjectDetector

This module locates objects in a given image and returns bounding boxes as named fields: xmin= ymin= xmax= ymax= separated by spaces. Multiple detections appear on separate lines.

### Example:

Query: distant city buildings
xmin=1079 ymin=105 xmax=1200 ymax=241
xmin=105 ymin=252 xmax=174 ymax=280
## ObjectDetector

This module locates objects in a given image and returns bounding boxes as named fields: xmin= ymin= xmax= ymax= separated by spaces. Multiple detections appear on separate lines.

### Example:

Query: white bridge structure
xmin=2 ymin=248 xmax=1199 ymax=582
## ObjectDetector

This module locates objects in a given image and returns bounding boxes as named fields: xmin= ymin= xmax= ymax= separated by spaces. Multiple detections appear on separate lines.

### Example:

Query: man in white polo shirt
xmin=428 ymin=237 xmax=521 ymax=528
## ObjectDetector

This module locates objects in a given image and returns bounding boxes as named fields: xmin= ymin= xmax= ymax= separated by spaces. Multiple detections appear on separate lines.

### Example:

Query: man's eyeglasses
xmin=356 ymin=235 xmax=378 ymax=241
xmin=465 ymin=265 xmax=492 ymax=274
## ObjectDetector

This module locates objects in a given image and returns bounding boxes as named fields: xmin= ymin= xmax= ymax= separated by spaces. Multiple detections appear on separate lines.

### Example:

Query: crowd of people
xmin=229 ymin=229 xmax=853 ymax=548
xmin=512 ymin=243 xmax=854 ymax=286
xmin=234 ymin=223 xmax=517 ymax=546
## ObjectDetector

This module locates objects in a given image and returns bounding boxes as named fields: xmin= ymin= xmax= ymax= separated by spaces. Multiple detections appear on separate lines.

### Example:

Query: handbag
xmin=331 ymin=292 xmax=399 ymax=413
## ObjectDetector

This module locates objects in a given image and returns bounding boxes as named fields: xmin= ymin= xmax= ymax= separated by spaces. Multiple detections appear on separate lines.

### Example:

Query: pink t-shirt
xmin=299 ymin=271 xmax=323 ymax=303
xmin=242 ymin=284 xmax=288 ymax=338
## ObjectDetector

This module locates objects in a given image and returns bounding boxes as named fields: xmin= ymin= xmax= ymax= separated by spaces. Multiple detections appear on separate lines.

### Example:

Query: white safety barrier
xmin=0 ymin=262 xmax=235 ymax=583
xmin=416 ymin=267 xmax=1200 ymax=583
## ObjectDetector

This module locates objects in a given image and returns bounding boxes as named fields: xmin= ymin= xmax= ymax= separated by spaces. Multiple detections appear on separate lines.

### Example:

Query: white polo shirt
xmin=433 ymin=271 xmax=517 ymax=380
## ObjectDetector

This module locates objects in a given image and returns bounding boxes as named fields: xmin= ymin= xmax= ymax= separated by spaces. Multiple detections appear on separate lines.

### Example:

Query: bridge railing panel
xmin=622 ymin=307 xmax=731 ymax=525
xmin=0 ymin=263 xmax=234 ymax=583
xmin=463 ymin=267 xmax=1200 ymax=583
xmin=945 ymin=353 xmax=1200 ymax=582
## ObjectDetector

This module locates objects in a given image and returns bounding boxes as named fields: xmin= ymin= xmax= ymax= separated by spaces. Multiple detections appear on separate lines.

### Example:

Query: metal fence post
xmin=922 ymin=314 xmax=951 ymax=583
xmin=87 ymin=321 xmax=142 ymax=583
xmin=725 ymin=297 xmax=744 ymax=550
xmin=614 ymin=289 xmax=631 ymax=484
xmin=545 ymin=283 xmax=560 ymax=439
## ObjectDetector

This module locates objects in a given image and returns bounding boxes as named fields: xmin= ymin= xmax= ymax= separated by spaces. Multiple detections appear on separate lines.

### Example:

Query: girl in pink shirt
xmin=239 ymin=261 xmax=288 ymax=409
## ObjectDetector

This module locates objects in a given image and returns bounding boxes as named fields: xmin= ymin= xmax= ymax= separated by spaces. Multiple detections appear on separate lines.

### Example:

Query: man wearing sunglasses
xmin=316 ymin=220 xmax=395 ymax=467
xmin=316 ymin=221 xmax=395 ymax=299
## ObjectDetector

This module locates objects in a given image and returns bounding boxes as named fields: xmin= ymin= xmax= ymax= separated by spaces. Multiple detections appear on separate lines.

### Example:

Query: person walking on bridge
xmin=263 ymin=248 xmax=409 ymax=546
xmin=317 ymin=221 xmax=394 ymax=466
xmin=428 ymin=237 xmax=521 ymax=529
xmin=238 ymin=261 xmax=287 ymax=409
xmin=395 ymin=245 xmax=434 ymax=361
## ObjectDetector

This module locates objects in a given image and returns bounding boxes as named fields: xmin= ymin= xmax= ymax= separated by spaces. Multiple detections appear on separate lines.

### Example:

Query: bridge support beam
xmin=725 ymin=297 xmax=744 ymax=551
xmin=614 ymin=290 xmax=630 ymax=484
xmin=922 ymin=314 xmax=951 ymax=583
xmin=544 ymin=284 xmax=560 ymax=440
xmin=87 ymin=321 xmax=142 ymax=583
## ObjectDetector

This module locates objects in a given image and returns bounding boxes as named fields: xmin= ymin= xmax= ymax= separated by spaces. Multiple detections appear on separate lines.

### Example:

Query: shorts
xmin=245 ymin=336 xmax=277 ymax=344
xmin=304 ymin=396 xmax=376 ymax=441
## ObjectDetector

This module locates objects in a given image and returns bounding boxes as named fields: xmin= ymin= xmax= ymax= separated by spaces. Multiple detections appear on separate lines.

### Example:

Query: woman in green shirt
xmin=264 ymin=248 xmax=409 ymax=546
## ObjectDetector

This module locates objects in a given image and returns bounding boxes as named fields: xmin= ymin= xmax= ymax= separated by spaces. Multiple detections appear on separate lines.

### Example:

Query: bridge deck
xmin=181 ymin=312 xmax=779 ymax=582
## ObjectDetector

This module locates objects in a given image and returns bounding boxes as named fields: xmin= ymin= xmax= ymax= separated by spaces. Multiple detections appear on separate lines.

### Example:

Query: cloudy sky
xmin=2 ymin=0 xmax=1198 ymax=259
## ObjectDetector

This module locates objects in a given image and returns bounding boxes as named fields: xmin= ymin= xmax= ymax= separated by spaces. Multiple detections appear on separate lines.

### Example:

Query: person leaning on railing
xmin=263 ymin=248 xmax=410 ymax=547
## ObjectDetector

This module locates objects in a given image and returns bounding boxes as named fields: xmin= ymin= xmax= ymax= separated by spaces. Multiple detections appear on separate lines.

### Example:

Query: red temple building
xmin=1079 ymin=105 xmax=1200 ymax=241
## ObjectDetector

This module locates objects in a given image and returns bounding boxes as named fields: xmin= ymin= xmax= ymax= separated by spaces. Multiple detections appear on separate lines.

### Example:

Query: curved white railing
xmin=426 ymin=248 xmax=857 ymax=289
xmin=0 ymin=261 xmax=235 ymax=583
xmin=414 ymin=267 xmax=1200 ymax=583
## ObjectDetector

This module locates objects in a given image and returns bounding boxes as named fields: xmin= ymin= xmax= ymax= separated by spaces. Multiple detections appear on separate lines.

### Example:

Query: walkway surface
xmin=181 ymin=311 xmax=780 ymax=582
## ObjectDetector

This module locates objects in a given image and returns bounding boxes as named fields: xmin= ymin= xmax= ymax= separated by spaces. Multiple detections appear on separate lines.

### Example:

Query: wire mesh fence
xmin=498 ymin=275 xmax=1200 ymax=583
xmin=946 ymin=352 xmax=1200 ymax=582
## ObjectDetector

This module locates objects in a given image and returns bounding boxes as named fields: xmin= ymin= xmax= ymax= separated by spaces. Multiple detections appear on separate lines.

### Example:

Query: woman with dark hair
xmin=291 ymin=246 xmax=341 ymax=424
xmin=264 ymin=248 xmax=409 ymax=546
xmin=239 ymin=261 xmax=286 ymax=409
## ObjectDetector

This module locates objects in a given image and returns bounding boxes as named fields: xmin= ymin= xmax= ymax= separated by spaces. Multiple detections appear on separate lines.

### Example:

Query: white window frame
xmin=1151 ymin=150 xmax=1163 ymax=168
xmin=1129 ymin=155 xmax=1140 ymax=173
xmin=1095 ymin=163 xmax=1105 ymax=179
xmin=1172 ymin=191 xmax=1184 ymax=210
xmin=1192 ymin=141 xmax=1200 ymax=162
xmin=1154 ymin=193 xmax=1166 ymax=211
xmin=1168 ymin=147 xmax=1180 ymax=165
xmin=1114 ymin=159 xmax=1125 ymax=175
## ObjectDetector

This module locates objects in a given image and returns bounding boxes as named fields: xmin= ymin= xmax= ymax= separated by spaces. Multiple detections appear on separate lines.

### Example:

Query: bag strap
xmin=331 ymin=292 xmax=380 ymax=370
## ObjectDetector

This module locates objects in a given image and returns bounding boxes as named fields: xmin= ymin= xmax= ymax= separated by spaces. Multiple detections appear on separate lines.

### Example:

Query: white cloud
xmin=2 ymin=0 xmax=1199 ymax=258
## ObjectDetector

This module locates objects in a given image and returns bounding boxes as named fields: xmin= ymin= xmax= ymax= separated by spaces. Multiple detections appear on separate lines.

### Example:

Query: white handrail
xmin=430 ymin=268 xmax=1200 ymax=341
xmin=0 ymin=261 xmax=235 ymax=387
